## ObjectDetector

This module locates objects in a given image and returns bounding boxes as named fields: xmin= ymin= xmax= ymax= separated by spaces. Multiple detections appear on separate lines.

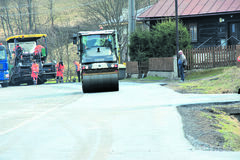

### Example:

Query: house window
xmin=232 ymin=24 xmax=236 ymax=33
xmin=189 ymin=24 xmax=197 ymax=42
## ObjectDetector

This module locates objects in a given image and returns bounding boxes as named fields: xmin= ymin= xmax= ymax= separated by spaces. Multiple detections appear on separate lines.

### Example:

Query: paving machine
xmin=73 ymin=30 xmax=119 ymax=93
xmin=0 ymin=43 xmax=9 ymax=87
xmin=6 ymin=34 xmax=56 ymax=85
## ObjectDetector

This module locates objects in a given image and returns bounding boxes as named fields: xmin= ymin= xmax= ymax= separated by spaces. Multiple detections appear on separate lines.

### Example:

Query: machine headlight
xmin=4 ymin=70 xmax=9 ymax=79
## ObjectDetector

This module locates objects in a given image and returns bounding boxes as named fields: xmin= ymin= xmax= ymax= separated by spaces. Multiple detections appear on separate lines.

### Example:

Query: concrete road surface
xmin=0 ymin=82 xmax=239 ymax=160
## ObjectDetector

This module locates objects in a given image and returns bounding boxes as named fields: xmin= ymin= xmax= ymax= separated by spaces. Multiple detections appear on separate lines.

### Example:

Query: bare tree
xmin=1 ymin=0 xmax=14 ymax=35
xmin=82 ymin=0 xmax=127 ymax=62
xmin=49 ymin=0 xmax=55 ymax=27
xmin=27 ymin=0 xmax=33 ymax=31
xmin=15 ymin=0 xmax=26 ymax=33
xmin=0 ymin=15 xmax=7 ymax=37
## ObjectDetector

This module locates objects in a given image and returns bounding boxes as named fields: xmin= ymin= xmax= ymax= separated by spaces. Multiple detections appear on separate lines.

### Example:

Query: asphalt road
xmin=0 ymin=82 xmax=239 ymax=160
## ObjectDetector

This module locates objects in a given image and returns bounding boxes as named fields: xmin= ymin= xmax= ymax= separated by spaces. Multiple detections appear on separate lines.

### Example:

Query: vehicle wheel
xmin=27 ymin=81 xmax=34 ymax=85
xmin=82 ymin=81 xmax=87 ymax=93
xmin=37 ymin=78 xmax=46 ymax=85
xmin=114 ymin=81 xmax=119 ymax=91
xmin=1 ymin=83 xmax=8 ymax=88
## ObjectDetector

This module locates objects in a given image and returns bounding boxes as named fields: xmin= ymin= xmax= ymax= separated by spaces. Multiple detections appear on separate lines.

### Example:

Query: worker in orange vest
xmin=31 ymin=60 xmax=39 ymax=85
xmin=73 ymin=60 xmax=81 ymax=82
xmin=13 ymin=44 xmax=23 ymax=66
xmin=34 ymin=45 xmax=44 ymax=61
xmin=56 ymin=61 xmax=65 ymax=83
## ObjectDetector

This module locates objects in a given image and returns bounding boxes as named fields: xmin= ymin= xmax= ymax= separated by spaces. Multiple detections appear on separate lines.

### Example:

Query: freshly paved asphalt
xmin=0 ymin=82 xmax=239 ymax=160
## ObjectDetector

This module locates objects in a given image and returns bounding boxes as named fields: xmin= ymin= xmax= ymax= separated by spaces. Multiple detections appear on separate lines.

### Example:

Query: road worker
xmin=13 ymin=44 xmax=23 ymax=66
xmin=56 ymin=61 xmax=65 ymax=83
xmin=31 ymin=60 xmax=39 ymax=85
xmin=73 ymin=60 xmax=81 ymax=82
xmin=34 ymin=45 xmax=44 ymax=61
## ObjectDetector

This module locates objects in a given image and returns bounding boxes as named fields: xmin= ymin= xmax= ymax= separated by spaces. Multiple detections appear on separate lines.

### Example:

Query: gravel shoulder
xmin=165 ymin=81 xmax=240 ymax=151
xmin=177 ymin=102 xmax=240 ymax=151
xmin=177 ymin=105 xmax=225 ymax=151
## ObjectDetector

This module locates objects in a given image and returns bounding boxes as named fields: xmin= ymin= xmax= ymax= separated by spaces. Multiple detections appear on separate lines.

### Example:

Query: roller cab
xmin=73 ymin=30 xmax=119 ymax=93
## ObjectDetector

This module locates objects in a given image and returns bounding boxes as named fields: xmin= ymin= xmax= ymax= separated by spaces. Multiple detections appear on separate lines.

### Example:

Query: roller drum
xmin=82 ymin=73 xmax=119 ymax=93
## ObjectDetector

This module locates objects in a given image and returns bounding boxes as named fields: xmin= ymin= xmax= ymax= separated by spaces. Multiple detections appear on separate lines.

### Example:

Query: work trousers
xmin=77 ymin=71 xmax=80 ymax=82
xmin=178 ymin=64 xmax=185 ymax=81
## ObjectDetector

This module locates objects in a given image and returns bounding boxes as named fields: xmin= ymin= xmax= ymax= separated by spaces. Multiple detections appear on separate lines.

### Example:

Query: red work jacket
xmin=31 ymin=63 xmax=39 ymax=78
xmin=56 ymin=64 xmax=65 ymax=77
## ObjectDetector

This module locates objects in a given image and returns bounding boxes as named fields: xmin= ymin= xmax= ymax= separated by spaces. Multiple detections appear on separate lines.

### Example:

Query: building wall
xmin=147 ymin=13 xmax=240 ymax=48
xmin=182 ymin=13 xmax=240 ymax=48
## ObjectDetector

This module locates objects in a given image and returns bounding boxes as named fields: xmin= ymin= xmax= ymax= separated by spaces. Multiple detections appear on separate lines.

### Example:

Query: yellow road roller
xmin=73 ymin=30 xmax=119 ymax=93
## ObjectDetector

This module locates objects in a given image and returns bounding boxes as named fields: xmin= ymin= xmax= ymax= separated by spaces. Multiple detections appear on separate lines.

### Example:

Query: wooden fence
xmin=126 ymin=45 xmax=240 ymax=76
xmin=149 ymin=57 xmax=174 ymax=71
xmin=126 ymin=61 xmax=138 ymax=74
xmin=184 ymin=45 xmax=238 ymax=70
xmin=126 ymin=61 xmax=148 ymax=77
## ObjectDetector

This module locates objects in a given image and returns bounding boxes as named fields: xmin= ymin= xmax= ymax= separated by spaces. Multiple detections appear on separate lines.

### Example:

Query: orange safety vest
xmin=74 ymin=62 xmax=80 ymax=71
xmin=56 ymin=64 xmax=64 ymax=77
xmin=31 ymin=63 xmax=39 ymax=78
xmin=34 ymin=45 xmax=44 ymax=55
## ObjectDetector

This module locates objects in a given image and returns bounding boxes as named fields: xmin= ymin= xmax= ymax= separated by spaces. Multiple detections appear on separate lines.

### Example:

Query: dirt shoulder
xmin=164 ymin=68 xmax=240 ymax=151
xmin=177 ymin=103 xmax=240 ymax=151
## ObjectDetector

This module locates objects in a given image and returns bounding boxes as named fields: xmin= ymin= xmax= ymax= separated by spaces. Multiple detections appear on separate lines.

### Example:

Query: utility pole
xmin=128 ymin=0 xmax=135 ymax=35
xmin=127 ymin=0 xmax=135 ymax=62
xmin=175 ymin=0 xmax=179 ymax=55
xmin=175 ymin=0 xmax=179 ymax=77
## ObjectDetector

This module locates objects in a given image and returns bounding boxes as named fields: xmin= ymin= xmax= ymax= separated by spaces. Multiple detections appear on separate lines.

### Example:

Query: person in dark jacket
xmin=178 ymin=50 xmax=187 ymax=82
xmin=13 ymin=44 xmax=22 ymax=66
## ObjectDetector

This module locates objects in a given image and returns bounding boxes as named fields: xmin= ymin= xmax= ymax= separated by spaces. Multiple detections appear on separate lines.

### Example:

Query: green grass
xmin=177 ymin=66 xmax=240 ymax=94
xmin=143 ymin=76 xmax=167 ymax=81
xmin=185 ymin=67 xmax=225 ymax=80
xmin=200 ymin=107 xmax=240 ymax=151
xmin=122 ymin=76 xmax=167 ymax=82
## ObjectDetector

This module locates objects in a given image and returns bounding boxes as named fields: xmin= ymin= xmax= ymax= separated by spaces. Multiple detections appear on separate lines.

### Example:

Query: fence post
xmin=237 ymin=45 xmax=240 ymax=68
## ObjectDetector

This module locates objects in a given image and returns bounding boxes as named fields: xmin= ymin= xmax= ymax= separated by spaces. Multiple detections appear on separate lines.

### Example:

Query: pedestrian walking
xmin=178 ymin=50 xmax=187 ymax=82
xmin=73 ymin=60 xmax=81 ymax=82
xmin=56 ymin=61 xmax=65 ymax=83
xmin=31 ymin=60 xmax=39 ymax=85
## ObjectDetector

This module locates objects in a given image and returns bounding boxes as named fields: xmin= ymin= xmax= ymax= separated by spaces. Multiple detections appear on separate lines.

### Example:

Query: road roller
xmin=73 ymin=30 xmax=119 ymax=93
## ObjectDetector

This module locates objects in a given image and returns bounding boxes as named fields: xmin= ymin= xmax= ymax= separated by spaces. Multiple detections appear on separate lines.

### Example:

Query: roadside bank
xmin=177 ymin=103 xmax=240 ymax=151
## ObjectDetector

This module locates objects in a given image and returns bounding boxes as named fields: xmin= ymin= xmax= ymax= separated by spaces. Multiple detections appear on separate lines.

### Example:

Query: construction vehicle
xmin=73 ymin=30 xmax=119 ymax=93
xmin=0 ymin=43 xmax=9 ymax=87
xmin=6 ymin=34 xmax=56 ymax=85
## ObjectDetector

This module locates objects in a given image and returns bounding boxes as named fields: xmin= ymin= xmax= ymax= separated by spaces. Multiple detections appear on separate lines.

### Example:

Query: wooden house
xmin=138 ymin=0 xmax=240 ymax=48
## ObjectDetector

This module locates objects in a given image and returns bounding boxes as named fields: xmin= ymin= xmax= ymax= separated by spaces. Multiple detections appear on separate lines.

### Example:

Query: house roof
xmin=138 ymin=0 xmax=240 ymax=19
xmin=101 ymin=5 xmax=152 ymax=26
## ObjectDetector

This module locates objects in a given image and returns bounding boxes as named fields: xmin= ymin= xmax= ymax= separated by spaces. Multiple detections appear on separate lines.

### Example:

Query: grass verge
xmin=168 ymin=66 xmax=240 ymax=94
xmin=201 ymin=106 xmax=240 ymax=151
xmin=122 ymin=76 xmax=167 ymax=82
